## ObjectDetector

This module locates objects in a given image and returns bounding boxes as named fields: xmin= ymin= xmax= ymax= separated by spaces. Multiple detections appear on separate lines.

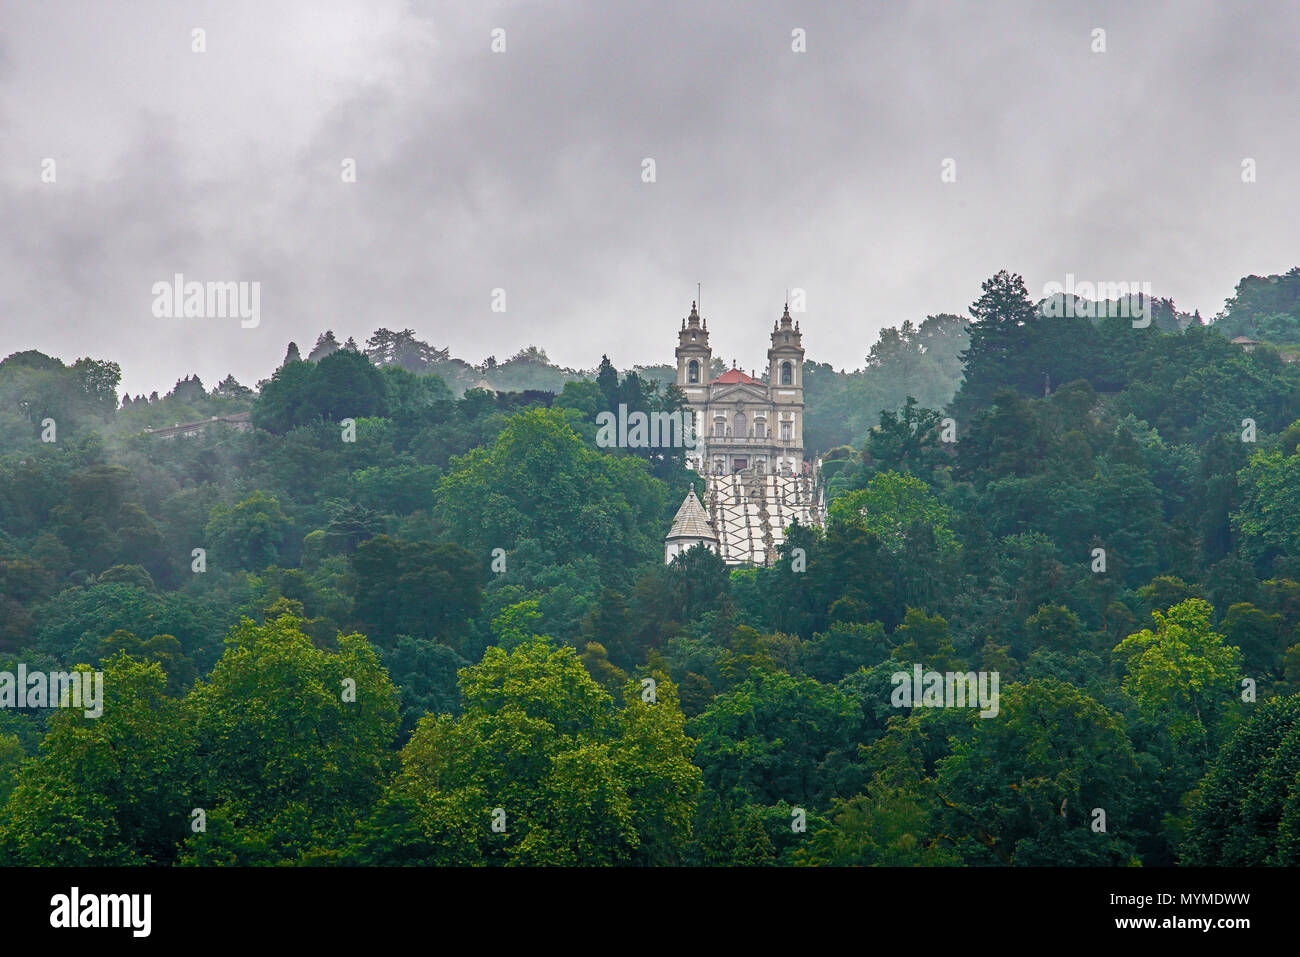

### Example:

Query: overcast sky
xmin=1 ymin=0 xmax=1297 ymax=396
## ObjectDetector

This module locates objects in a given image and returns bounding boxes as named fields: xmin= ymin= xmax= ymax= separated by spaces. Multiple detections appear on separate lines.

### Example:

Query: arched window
xmin=781 ymin=361 xmax=793 ymax=385
xmin=688 ymin=359 xmax=699 ymax=384
xmin=734 ymin=412 xmax=747 ymax=437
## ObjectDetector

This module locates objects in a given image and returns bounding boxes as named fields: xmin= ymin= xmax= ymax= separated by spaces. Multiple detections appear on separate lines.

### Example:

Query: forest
xmin=1 ymin=267 xmax=1300 ymax=866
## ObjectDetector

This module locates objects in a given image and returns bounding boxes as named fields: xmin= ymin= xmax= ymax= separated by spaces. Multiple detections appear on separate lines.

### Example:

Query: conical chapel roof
xmin=666 ymin=488 xmax=717 ymax=542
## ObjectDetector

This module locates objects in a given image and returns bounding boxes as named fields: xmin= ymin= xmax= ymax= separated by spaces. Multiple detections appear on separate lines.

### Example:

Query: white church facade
xmin=673 ymin=301 xmax=807 ymax=476
xmin=665 ymin=302 xmax=825 ymax=566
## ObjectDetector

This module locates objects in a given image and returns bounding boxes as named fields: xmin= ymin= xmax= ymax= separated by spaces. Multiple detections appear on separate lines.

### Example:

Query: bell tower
xmin=675 ymin=301 xmax=711 ymax=395
xmin=767 ymin=303 xmax=805 ymax=473
xmin=674 ymin=302 xmax=712 ymax=471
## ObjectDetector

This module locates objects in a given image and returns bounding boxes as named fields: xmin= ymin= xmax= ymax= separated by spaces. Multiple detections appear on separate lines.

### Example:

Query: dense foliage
xmin=2 ymin=269 xmax=1299 ymax=866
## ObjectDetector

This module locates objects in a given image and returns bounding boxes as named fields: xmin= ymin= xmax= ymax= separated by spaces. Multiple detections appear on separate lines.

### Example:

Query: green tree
xmin=828 ymin=470 xmax=959 ymax=559
xmin=935 ymin=679 xmax=1142 ymax=865
xmin=348 ymin=639 xmax=699 ymax=865
xmin=794 ymin=782 xmax=961 ymax=866
xmin=250 ymin=359 xmax=316 ymax=433
xmin=384 ymin=636 xmax=467 ymax=736
xmin=72 ymin=357 xmax=122 ymax=417
xmin=350 ymin=536 xmax=481 ymax=650
xmin=865 ymin=397 xmax=947 ymax=480
xmin=687 ymin=669 xmax=865 ymax=809
xmin=433 ymin=408 xmax=667 ymax=570
xmin=1235 ymin=445 xmax=1300 ymax=569
xmin=205 ymin=490 xmax=292 ymax=571
xmin=1113 ymin=598 xmax=1243 ymax=746
xmin=179 ymin=615 xmax=400 ymax=865
xmin=1220 ymin=601 xmax=1287 ymax=678
xmin=1183 ymin=693 xmax=1300 ymax=865
xmin=308 ymin=348 xmax=386 ymax=422
xmin=0 ymin=655 xmax=193 ymax=866
xmin=364 ymin=328 xmax=449 ymax=372
xmin=952 ymin=269 xmax=1039 ymax=419
xmin=97 ymin=629 xmax=198 ymax=695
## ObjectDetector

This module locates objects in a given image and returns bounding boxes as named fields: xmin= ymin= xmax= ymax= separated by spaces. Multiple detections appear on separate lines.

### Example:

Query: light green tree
xmin=1234 ymin=446 xmax=1300 ymax=565
xmin=1113 ymin=598 xmax=1243 ymax=745
xmin=828 ymin=471 xmax=959 ymax=558
xmin=348 ymin=638 xmax=700 ymax=866
xmin=0 ymin=655 xmax=194 ymax=865
xmin=179 ymin=614 xmax=399 ymax=865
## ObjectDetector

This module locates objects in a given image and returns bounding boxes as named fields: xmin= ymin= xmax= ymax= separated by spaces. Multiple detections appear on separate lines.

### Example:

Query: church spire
xmin=685 ymin=300 xmax=706 ymax=331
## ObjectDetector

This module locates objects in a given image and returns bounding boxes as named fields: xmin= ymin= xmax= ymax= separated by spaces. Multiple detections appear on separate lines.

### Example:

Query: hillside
xmin=2 ymin=268 xmax=1300 ymax=866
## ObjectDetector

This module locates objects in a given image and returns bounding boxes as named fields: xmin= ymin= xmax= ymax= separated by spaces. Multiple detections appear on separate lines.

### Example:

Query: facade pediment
xmin=710 ymin=383 xmax=770 ymax=404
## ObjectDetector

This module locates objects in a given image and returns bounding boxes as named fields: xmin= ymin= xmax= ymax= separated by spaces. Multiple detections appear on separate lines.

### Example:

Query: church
xmin=664 ymin=302 xmax=825 ymax=566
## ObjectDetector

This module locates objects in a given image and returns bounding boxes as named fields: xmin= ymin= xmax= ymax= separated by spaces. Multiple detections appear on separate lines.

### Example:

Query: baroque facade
xmin=665 ymin=302 xmax=825 ymax=565
xmin=673 ymin=301 xmax=805 ymax=475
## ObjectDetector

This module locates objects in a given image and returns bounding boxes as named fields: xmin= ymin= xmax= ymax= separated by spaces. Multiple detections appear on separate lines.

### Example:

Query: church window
xmin=734 ymin=412 xmax=747 ymax=437
xmin=781 ymin=361 xmax=793 ymax=385
xmin=688 ymin=359 xmax=699 ymax=383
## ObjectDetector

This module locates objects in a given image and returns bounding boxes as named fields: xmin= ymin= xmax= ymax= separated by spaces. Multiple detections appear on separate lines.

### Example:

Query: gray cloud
xmin=1 ymin=0 xmax=1297 ymax=395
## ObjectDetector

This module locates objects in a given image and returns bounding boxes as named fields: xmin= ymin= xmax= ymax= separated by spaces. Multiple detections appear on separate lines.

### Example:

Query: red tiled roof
xmin=709 ymin=368 xmax=761 ymax=385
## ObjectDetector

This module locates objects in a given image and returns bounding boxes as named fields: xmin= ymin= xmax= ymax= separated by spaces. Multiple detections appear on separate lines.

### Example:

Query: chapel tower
xmin=675 ymin=302 xmax=712 ymax=397
xmin=766 ymin=303 xmax=806 ymax=475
